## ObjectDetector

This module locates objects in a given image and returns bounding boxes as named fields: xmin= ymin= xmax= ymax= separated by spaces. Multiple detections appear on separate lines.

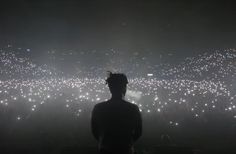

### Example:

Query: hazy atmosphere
xmin=0 ymin=0 xmax=236 ymax=154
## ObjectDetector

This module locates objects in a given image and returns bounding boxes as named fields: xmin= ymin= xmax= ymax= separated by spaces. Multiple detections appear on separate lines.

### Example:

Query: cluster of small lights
xmin=0 ymin=47 xmax=236 ymax=127
xmin=0 ymin=48 xmax=59 ymax=79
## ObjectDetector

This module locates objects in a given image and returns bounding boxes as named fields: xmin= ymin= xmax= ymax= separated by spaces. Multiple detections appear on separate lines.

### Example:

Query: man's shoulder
xmin=121 ymin=100 xmax=140 ymax=112
xmin=94 ymin=99 xmax=139 ymax=110
xmin=123 ymin=100 xmax=138 ymax=107
xmin=93 ymin=101 xmax=108 ymax=109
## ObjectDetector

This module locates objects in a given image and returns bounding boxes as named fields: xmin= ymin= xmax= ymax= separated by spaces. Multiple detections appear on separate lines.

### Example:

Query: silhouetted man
xmin=91 ymin=72 xmax=142 ymax=154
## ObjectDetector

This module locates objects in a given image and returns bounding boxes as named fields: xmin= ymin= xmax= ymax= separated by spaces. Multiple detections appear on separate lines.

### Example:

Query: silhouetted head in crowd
xmin=106 ymin=72 xmax=128 ymax=99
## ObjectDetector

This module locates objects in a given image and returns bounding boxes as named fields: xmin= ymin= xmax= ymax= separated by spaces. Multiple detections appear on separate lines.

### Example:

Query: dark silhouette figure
xmin=91 ymin=72 xmax=142 ymax=154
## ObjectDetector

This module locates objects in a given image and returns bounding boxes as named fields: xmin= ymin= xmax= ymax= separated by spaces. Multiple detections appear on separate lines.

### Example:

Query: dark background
xmin=0 ymin=0 xmax=236 ymax=57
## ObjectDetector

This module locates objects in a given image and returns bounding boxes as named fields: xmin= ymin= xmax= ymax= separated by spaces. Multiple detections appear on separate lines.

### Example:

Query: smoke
xmin=126 ymin=89 xmax=142 ymax=101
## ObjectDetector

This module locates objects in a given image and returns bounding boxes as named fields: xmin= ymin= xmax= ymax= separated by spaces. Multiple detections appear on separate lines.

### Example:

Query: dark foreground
xmin=0 ymin=100 xmax=236 ymax=154
xmin=1 ymin=145 xmax=236 ymax=154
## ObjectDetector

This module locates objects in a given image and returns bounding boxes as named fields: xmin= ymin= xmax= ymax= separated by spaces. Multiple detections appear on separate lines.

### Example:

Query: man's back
xmin=91 ymin=98 xmax=142 ymax=153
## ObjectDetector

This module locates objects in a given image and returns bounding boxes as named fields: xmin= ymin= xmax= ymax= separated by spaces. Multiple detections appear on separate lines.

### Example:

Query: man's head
xmin=106 ymin=72 xmax=128 ymax=98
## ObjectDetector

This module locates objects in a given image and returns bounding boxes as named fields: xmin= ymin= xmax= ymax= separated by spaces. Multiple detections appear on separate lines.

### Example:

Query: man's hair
xmin=106 ymin=72 xmax=128 ymax=95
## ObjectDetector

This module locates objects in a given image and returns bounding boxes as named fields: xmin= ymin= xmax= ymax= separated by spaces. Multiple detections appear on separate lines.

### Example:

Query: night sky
xmin=0 ymin=0 xmax=236 ymax=57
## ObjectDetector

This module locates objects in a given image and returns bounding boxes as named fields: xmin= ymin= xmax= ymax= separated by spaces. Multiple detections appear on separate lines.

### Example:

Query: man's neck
xmin=111 ymin=95 xmax=124 ymax=100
